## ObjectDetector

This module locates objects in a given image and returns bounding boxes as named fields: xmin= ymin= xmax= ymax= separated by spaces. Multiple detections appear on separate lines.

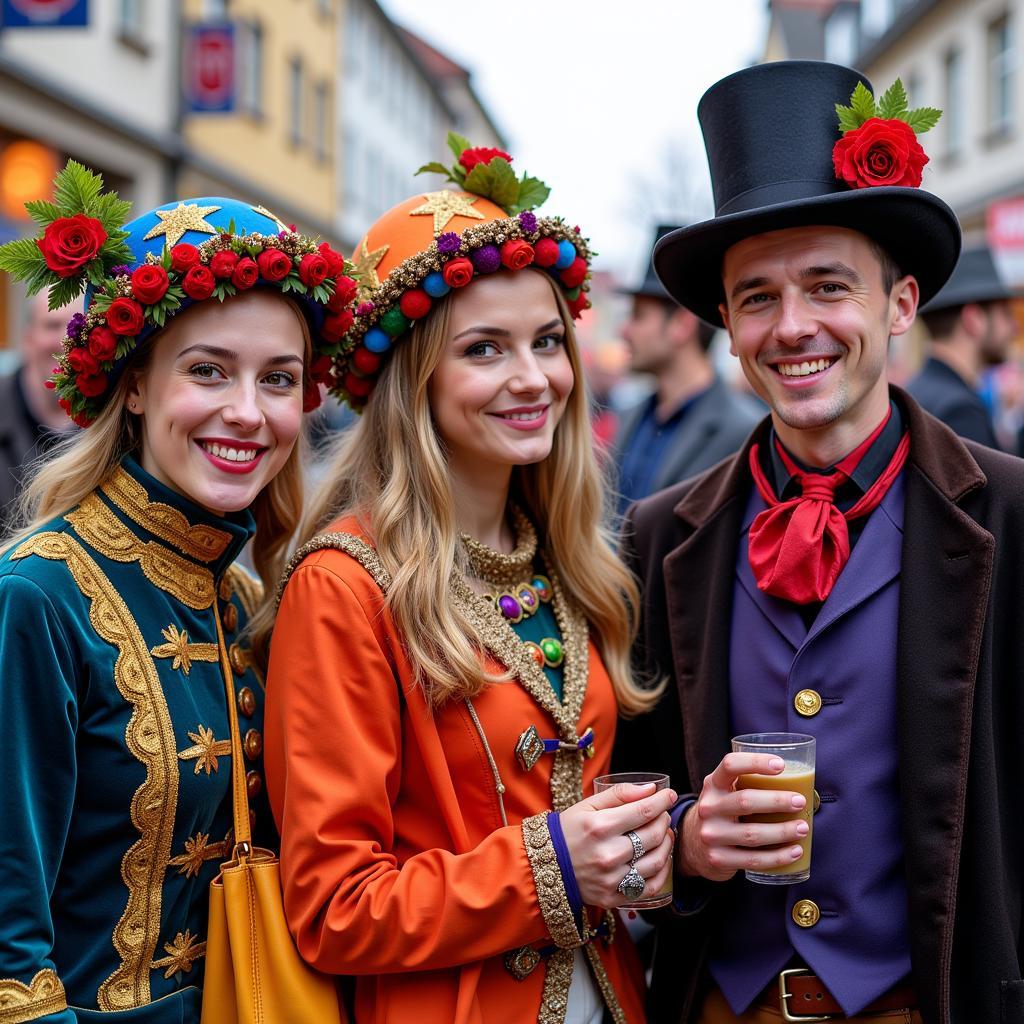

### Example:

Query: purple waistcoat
xmin=709 ymin=471 xmax=912 ymax=1017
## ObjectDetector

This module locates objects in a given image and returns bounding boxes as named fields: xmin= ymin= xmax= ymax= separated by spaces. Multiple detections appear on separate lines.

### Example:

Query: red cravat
xmin=747 ymin=414 xmax=910 ymax=605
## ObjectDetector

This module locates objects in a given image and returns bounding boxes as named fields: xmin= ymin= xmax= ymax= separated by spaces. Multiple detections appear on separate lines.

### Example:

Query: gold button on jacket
xmin=244 ymin=728 xmax=263 ymax=760
xmin=792 ymin=899 xmax=820 ymax=928
xmin=237 ymin=686 xmax=256 ymax=718
xmin=794 ymin=689 xmax=823 ymax=717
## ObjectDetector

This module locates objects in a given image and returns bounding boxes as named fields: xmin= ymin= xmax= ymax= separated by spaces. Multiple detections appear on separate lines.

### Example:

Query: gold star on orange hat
xmin=143 ymin=202 xmax=221 ymax=247
xmin=352 ymin=237 xmax=390 ymax=294
xmin=409 ymin=190 xmax=486 ymax=233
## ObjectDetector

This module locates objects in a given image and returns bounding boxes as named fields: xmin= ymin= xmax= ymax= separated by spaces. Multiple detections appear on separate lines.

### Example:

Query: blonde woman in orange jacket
xmin=264 ymin=141 xmax=673 ymax=1024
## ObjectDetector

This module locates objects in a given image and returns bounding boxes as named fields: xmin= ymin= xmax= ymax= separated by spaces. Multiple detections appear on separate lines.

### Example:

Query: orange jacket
xmin=264 ymin=524 xmax=646 ymax=1023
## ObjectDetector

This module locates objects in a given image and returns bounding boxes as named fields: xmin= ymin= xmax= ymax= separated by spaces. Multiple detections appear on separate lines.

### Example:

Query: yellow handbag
xmin=200 ymin=618 xmax=346 ymax=1024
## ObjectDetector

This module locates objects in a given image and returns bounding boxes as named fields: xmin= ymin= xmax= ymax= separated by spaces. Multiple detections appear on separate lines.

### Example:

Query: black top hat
xmin=654 ymin=61 xmax=961 ymax=326
xmin=920 ymin=244 xmax=1014 ymax=313
xmin=620 ymin=225 xmax=679 ymax=301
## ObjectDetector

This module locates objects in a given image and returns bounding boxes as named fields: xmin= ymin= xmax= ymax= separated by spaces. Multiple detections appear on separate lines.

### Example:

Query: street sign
xmin=184 ymin=23 xmax=236 ymax=114
xmin=1 ymin=0 xmax=88 ymax=26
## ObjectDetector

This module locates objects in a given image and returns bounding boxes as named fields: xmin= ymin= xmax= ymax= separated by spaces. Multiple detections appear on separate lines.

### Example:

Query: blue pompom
xmin=364 ymin=327 xmax=392 ymax=354
xmin=423 ymin=271 xmax=450 ymax=298
xmin=554 ymin=240 xmax=577 ymax=270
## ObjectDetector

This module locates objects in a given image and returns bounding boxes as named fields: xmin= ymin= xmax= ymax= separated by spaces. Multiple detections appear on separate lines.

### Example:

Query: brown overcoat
xmin=614 ymin=389 xmax=1024 ymax=1024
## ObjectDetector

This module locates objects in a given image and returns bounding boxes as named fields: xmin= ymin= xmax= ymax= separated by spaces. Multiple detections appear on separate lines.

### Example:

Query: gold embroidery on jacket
xmin=12 ymin=533 xmax=178 ymax=1011
xmin=537 ymin=948 xmax=573 ymax=1024
xmin=220 ymin=563 xmax=263 ymax=616
xmin=102 ymin=468 xmax=231 ymax=562
xmin=0 ymin=969 xmax=67 ymax=1023
xmin=150 ymin=931 xmax=207 ymax=979
xmin=521 ymin=814 xmax=581 ymax=950
xmin=167 ymin=831 xmax=228 ymax=878
xmin=150 ymin=624 xmax=218 ymax=675
xmin=583 ymin=944 xmax=627 ymax=1024
xmin=178 ymin=725 xmax=232 ymax=774
xmin=67 ymin=495 xmax=215 ymax=610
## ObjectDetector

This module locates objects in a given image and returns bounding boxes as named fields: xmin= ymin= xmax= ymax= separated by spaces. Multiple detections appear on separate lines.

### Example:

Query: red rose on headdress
xmin=76 ymin=372 xmax=108 ymax=398
xmin=318 ymin=242 xmax=346 ymax=278
xmin=170 ymin=243 xmax=201 ymax=272
xmin=231 ymin=257 xmax=259 ymax=290
xmin=501 ymin=240 xmax=536 ymax=271
xmin=327 ymin=274 xmax=358 ymax=312
xmin=87 ymin=326 xmax=118 ymax=362
xmin=442 ymin=257 xmax=474 ymax=288
xmin=131 ymin=264 xmax=170 ymax=305
xmin=36 ymin=215 xmax=107 ymax=278
xmin=106 ymin=297 xmax=145 ymax=336
xmin=182 ymin=265 xmax=216 ymax=300
xmin=210 ymin=249 xmax=240 ymax=279
xmin=321 ymin=309 xmax=354 ymax=342
xmin=257 ymin=248 xmax=292 ymax=282
xmin=299 ymin=252 xmax=330 ymax=288
xmin=458 ymin=147 xmax=513 ymax=173
xmin=68 ymin=346 xmax=100 ymax=376
xmin=832 ymin=117 xmax=928 ymax=189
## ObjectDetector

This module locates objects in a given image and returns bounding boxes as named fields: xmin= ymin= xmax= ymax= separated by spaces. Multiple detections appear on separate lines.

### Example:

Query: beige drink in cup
xmin=732 ymin=733 xmax=815 ymax=885
xmin=593 ymin=772 xmax=673 ymax=909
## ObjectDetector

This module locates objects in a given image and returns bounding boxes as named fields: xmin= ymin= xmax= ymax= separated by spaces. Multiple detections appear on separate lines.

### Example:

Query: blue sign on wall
xmin=184 ymin=24 xmax=236 ymax=114
xmin=1 ymin=0 xmax=88 ymax=27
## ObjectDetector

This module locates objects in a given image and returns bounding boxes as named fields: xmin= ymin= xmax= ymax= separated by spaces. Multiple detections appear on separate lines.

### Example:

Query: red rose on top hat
xmin=37 ymin=215 xmax=107 ymax=277
xmin=832 ymin=78 xmax=940 ymax=191
xmin=458 ymin=146 xmax=513 ymax=173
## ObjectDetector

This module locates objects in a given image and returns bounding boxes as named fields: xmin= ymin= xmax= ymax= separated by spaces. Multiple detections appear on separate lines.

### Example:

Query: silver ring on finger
xmin=625 ymin=830 xmax=645 ymax=865
xmin=617 ymin=867 xmax=645 ymax=902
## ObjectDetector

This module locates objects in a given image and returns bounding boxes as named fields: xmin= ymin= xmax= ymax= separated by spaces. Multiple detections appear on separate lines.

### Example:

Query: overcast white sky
xmin=379 ymin=0 xmax=769 ymax=282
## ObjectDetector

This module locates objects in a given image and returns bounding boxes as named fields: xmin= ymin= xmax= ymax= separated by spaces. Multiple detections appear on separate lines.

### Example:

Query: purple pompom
xmin=436 ymin=232 xmax=461 ymax=254
xmin=66 ymin=312 xmax=87 ymax=339
xmin=518 ymin=211 xmax=537 ymax=234
xmin=471 ymin=245 xmax=501 ymax=274
xmin=111 ymin=265 xmax=131 ymax=277
xmin=356 ymin=301 xmax=374 ymax=316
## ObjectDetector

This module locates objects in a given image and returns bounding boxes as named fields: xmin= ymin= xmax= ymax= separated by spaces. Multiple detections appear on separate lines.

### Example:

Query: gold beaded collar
xmin=461 ymin=506 xmax=537 ymax=588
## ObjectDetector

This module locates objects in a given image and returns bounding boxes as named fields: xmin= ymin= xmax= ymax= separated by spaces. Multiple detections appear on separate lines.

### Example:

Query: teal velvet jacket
xmin=0 ymin=457 xmax=271 ymax=1022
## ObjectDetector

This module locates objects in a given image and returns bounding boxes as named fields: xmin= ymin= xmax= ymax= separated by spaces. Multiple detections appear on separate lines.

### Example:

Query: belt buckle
xmin=778 ymin=968 xmax=837 ymax=1023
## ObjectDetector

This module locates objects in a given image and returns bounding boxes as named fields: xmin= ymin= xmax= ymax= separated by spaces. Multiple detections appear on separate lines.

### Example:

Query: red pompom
xmin=559 ymin=256 xmax=588 ymax=289
xmin=352 ymin=348 xmax=382 ymax=375
xmin=399 ymin=289 xmax=431 ymax=319
xmin=568 ymin=292 xmax=590 ymax=320
xmin=533 ymin=238 xmax=560 ymax=267
xmin=344 ymin=372 xmax=373 ymax=397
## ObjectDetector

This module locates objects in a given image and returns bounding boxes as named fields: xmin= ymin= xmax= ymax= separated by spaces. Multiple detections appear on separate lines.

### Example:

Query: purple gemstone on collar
xmin=498 ymin=594 xmax=522 ymax=619
xmin=519 ymin=588 xmax=537 ymax=608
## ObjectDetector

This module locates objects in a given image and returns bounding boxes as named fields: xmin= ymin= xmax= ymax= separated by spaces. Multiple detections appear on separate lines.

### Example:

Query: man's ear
xmin=889 ymin=275 xmax=920 ymax=338
xmin=958 ymin=302 xmax=988 ymax=339
xmin=665 ymin=307 xmax=699 ymax=346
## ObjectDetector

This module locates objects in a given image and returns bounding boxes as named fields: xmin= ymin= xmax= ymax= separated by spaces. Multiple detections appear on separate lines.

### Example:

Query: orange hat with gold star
xmin=331 ymin=134 xmax=593 ymax=408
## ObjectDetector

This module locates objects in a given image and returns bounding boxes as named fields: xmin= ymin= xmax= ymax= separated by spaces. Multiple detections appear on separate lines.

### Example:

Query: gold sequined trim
xmin=220 ymin=563 xmax=263 ymax=617
xmin=67 ymin=494 xmax=215 ymax=609
xmin=178 ymin=725 xmax=232 ymax=775
xmin=537 ymin=948 xmax=574 ymax=1024
xmin=101 ymin=467 xmax=231 ymax=562
xmin=521 ymin=813 xmax=581 ymax=949
xmin=277 ymin=531 xmax=390 ymax=608
xmin=12 ymin=533 xmax=177 ymax=1011
xmin=0 ymin=969 xmax=67 ymax=1023
xmin=582 ymin=944 xmax=627 ymax=1024
xmin=167 ymin=831 xmax=228 ymax=878
xmin=461 ymin=507 xmax=537 ymax=587
xmin=150 ymin=930 xmax=206 ymax=979
xmin=150 ymin=624 xmax=218 ymax=675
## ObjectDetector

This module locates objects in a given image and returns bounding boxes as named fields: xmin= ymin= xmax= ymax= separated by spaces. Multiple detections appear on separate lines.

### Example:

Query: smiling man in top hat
xmin=614 ymin=60 xmax=1024 ymax=1024
xmin=906 ymin=244 xmax=1017 ymax=449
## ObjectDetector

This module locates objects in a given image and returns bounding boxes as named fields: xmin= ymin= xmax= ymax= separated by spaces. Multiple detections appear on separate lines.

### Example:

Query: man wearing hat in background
xmin=613 ymin=225 xmax=760 ymax=517
xmin=615 ymin=60 xmax=1024 ymax=1024
xmin=906 ymin=244 xmax=1017 ymax=449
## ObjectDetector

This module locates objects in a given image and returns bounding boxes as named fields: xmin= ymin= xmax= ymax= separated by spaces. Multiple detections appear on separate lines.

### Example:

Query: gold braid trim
xmin=12 ymin=533 xmax=178 ymax=1011
xmin=276 ymin=532 xmax=391 ymax=608
xmin=66 ymin=495 xmax=215 ymax=610
xmin=521 ymin=814 xmax=581 ymax=950
xmin=220 ymin=563 xmax=263 ymax=617
xmin=101 ymin=467 xmax=231 ymax=562
xmin=0 ymin=970 xmax=67 ymax=1023
xmin=582 ymin=943 xmax=627 ymax=1024
xmin=536 ymin=948 xmax=573 ymax=1024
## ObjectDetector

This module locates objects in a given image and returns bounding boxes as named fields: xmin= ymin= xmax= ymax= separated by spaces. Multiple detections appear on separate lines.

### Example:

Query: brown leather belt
xmin=757 ymin=969 xmax=917 ymax=1021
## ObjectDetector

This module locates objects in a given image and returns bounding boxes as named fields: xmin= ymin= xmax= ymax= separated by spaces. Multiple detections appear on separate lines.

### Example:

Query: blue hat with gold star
xmin=0 ymin=162 xmax=355 ymax=425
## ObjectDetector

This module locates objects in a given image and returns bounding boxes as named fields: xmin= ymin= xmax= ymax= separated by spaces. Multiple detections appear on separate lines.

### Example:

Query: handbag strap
xmin=215 ymin=603 xmax=252 ymax=855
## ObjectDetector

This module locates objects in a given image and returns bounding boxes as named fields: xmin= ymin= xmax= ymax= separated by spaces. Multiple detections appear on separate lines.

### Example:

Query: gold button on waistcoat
xmin=229 ymin=643 xmax=247 ymax=676
xmin=246 ymin=770 xmax=263 ymax=798
xmin=237 ymin=686 xmax=256 ymax=718
xmin=813 ymin=789 xmax=821 ymax=814
xmin=794 ymin=689 xmax=823 ymax=717
xmin=792 ymin=899 xmax=820 ymax=928
xmin=244 ymin=728 xmax=263 ymax=760
xmin=222 ymin=602 xmax=238 ymax=632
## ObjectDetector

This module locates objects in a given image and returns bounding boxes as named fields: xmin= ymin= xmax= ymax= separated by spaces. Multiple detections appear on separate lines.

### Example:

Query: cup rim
xmin=731 ymin=732 xmax=815 ymax=747
xmin=593 ymin=771 xmax=669 ymax=788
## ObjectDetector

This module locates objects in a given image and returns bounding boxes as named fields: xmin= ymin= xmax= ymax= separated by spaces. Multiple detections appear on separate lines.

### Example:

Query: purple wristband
xmin=547 ymin=811 xmax=584 ymax=925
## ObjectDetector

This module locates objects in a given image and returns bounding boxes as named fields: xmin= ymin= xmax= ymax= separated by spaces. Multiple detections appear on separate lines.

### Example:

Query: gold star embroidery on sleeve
xmin=151 ymin=624 xmax=218 ymax=676
xmin=178 ymin=725 xmax=232 ymax=775
xmin=151 ymin=930 xmax=207 ymax=979
xmin=167 ymin=831 xmax=228 ymax=878
xmin=408 ymin=190 xmax=485 ymax=233
xmin=142 ymin=202 xmax=221 ymax=247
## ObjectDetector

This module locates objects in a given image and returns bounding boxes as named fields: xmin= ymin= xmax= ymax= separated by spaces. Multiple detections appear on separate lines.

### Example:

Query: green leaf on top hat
xmin=850 ymin=81 xmax=876 ymax=124
xmin=905 ymin=106 xmax=942 ymax=133
xmin=48 ymin=275 xmax=84 ymax=311
xmin=0 ymin=236 xmax=48 ymax=280
xmin=877 ymin=79 xmax=909 ymax=120
xmin=512 ymin=175 xmax=550 ymax=215
xmin=23 ymin=199 xmax=61 ymax=228
xmin=53 ymin=160 xmax=104 ymax=218
xmin=415 ymin=162 xmax=452 ymax=178
xmin=464 ymin=157 xmax=519 ymax=211
xmin=447 ymin=131 xmax=473 ymax=160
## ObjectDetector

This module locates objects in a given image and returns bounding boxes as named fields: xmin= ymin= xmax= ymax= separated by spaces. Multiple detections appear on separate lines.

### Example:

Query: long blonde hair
xmin=286 ymin=270 xmax=660 ymax=716
xmin=2 ymin=303 xmax=308 ymax=675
